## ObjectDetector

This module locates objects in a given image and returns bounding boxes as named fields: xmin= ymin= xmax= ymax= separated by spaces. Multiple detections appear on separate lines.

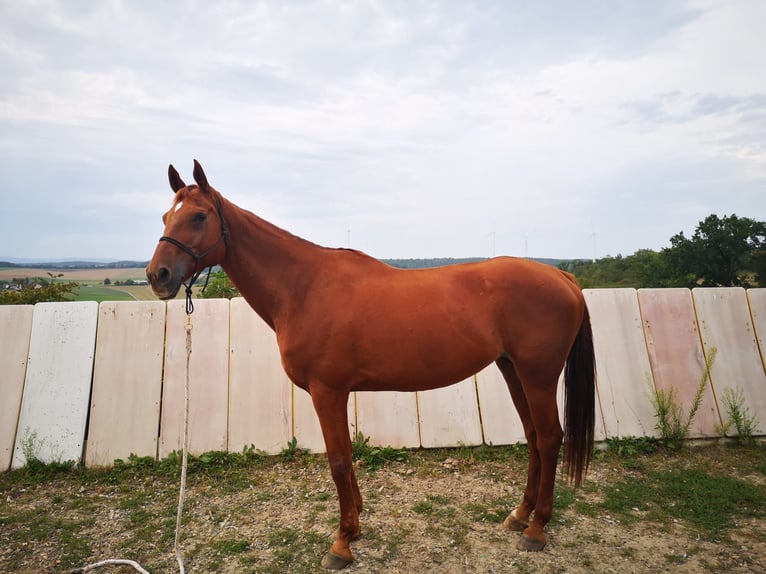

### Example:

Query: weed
xmin=717 ymin=387 xmax=760 ymax=444
xmin=15 ymin=429 xmax=76 ymax=478
xmin=462 ymin=498 xmax=512 ymax=524
xmin=620 ymin=546 xmax=637 ymax=559
xmin=280 ymin=436 xmax=309 ymax=462
xmin=211 ymin=538 xmax=251 ymax=554
xmin=602 ymin=436 xmax=658 ymax=459
xmin=412 ymin=494 xmax=455 ymax=517
xmin=648 ymin=348 xmax=715 ymax=449
xmin=554 ymin=483 xmax=576 ymax=508
xmin=262 ymin=527 xmax=327 ymax=574
xmin=351 ymin=432 xmax=409 ymax=471
xmin=665 ymin=552 xmax=687 ymax=564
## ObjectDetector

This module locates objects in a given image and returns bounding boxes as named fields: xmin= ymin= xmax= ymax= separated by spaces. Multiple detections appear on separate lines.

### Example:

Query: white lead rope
xmin=174 ymin=317 xmax=193 ymax=574
xmin=74 ymin=315 xmax=193 ymax=574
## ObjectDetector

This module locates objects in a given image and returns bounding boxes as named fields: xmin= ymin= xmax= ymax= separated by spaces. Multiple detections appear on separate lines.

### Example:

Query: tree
xmin=559 ymin=250 xmax=676 ymax=288
xmin=0 ymin=273 xmax=79 ymax=305
xmin=104 ymin=278 xmax=111 ymax=285
xmin=200 ymin=271 xmax=240 ymax=299
xmin=629 ymin=249 xmax=677 ymax=288
xmin=665 ymin=214 xmax=765 ymax=287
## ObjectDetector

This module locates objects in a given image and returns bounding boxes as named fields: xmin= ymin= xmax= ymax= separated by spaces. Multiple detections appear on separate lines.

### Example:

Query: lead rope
xmin=174 ymin=313 xmax=192 ymax=574
xmin=74 ymin=306 xmax=194 ymax=574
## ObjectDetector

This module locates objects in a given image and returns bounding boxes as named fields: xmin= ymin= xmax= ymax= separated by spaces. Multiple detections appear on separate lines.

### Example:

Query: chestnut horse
xmin=146 ymin=160 xmax=595 ymax=570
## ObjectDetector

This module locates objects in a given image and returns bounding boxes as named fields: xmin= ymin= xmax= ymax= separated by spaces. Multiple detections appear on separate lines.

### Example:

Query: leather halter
xmin=159 ymin=194 xmax=230 ymax=314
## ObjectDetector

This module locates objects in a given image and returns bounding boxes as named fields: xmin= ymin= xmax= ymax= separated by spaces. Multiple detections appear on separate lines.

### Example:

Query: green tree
xmin=665 ymin=214 xmax=765 ymax=287
xmin=559 ymin=250 xmax=675 ymax=288
xmin=628 ymin=249 xmax=676 ymax=287
xmin=0 ymin=273 xmax=79 ymax=305
xmin=200 ymin=271 xmax=240 ymax=299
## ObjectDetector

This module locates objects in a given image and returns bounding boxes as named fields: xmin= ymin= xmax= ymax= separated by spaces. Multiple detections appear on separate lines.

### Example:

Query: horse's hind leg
xmin=496 ymin=356 xmax=563 ymax=551
xmin=310 ymin=384 xmax=362 ymax=570
xmin=496 ymin=358 xmax=539 ymax=531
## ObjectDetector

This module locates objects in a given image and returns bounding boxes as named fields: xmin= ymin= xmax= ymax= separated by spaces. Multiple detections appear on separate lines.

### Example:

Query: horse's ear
xmin=192 ymin=159 xmax=210 ymax=193
xmin=168 ymin=165 xmax=186 ymax=192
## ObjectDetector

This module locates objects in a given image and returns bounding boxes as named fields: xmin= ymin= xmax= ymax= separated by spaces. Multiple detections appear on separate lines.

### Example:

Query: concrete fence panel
xmin=584 ymin=289 xmax=655 ymax=440
xmin=475 ymin=364 xmax=527 ymax=446
xmin=86 ymin=301 xmax=166 ymax=467
xmin=12 ymin=301 xmax=98 ymax=468
xmin=637 ymin=288 xmax=721 ymax=437
xmin=228 ymin=297 xmax=293 ymax=455
xmin=693 ymin=288 xmax=766 ymax=434
xmin=160 ymin=299 xmax=230 ymax=457
xmin=417 ymin=377 xmax=483 ymax=448
xmin=356 ymin=391 xmax=421 ymax=448
xmin=748 ymin=288 xmax=766 ymax=369
xmin=0 ymin=305 xmax=34 ymax=471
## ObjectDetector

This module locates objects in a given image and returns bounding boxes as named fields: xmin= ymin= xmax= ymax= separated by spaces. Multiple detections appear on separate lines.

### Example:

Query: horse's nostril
xmin=158 ymin=266 xmax=170 ymax=283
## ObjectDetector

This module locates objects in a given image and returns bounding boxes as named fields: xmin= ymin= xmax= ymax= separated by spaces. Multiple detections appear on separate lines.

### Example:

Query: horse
xmin=146 ymin=160 xmax=596 ymax=570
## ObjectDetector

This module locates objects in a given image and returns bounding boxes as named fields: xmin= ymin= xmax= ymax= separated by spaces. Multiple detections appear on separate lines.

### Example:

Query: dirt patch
xmin=1 ymin=444 xmax=765 ymax=573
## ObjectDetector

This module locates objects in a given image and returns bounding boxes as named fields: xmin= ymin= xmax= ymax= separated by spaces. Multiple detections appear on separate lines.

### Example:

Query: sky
xmin=1 ymin=0 xmax=764 ymax=262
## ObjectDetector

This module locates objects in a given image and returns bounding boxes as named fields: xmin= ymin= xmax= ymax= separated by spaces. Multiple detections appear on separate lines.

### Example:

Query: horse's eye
xmin=193 ymin=212 xmax=207 ymax=223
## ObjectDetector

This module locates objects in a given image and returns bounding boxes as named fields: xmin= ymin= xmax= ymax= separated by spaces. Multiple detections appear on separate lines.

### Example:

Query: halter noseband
xmin=159 ymin=194 xmax=230 ymax=314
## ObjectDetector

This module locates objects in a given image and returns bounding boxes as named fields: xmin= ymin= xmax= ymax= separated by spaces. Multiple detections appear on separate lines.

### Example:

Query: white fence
xmin=2 ymin=288 xmax=765 ymax=470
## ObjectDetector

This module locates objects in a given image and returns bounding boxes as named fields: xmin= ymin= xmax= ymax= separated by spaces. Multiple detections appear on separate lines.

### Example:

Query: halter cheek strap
xmin=159 ymin=195 xmax=230 ymax=314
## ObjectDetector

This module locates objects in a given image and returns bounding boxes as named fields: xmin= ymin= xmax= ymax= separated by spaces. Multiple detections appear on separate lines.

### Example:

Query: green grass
xmin=261 ymin=527 xmax=328 ymax=574
xmin=0 ymin=505 xmax=94 ymax=570
xmin=596 ymin=466 xmax=766 ymax=538
xmin=72 ymin=284 xmax=135 ymax=302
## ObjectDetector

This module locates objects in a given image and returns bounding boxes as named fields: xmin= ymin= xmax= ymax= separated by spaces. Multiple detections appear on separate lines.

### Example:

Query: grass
xmin=72 ymin=284 xmax=135 ymax=302
xmin=596 ymin=466 xmax=766 ymax=538
xmin=1 ymin=441 xmax=765 ymax=573
xmin=70 ymin=279 xmax=167 ymax=302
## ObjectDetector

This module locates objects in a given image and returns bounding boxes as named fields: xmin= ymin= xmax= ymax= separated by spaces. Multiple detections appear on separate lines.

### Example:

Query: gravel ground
xmin=1 ymin=443 xmax=765 ymax=573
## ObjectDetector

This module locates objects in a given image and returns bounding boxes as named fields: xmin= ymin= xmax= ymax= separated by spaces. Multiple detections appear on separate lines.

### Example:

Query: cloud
xmin=0 ymin=0 xmax=764 ymax=261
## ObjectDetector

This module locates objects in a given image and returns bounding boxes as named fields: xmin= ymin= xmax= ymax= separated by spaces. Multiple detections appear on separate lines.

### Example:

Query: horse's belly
xmin=350 ymin=346 xmax=497 ymax=392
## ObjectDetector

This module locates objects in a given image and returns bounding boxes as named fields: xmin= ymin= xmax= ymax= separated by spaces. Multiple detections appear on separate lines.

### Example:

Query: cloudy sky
xmin=1 ymin=0 xmax=764 ymax=262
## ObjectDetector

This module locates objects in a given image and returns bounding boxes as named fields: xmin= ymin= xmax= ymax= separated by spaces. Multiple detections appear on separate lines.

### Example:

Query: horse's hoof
xmin=518 ymin=534 xmax=546 ymax=552
xmin=503 ymin=514 xmax=528 ymax=532
xmin=321 ymin=550 xmax=353 ymax=570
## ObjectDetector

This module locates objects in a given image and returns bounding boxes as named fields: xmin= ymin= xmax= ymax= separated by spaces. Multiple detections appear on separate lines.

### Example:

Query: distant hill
xmin=0 ymin=259 xmax=150 ymax=269
xmin=383 ymin=257 xmax=565 ymax=269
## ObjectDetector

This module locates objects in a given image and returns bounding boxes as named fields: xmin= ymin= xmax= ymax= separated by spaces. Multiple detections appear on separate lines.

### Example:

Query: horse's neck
xmin=218 ymin=195 xmax=321 ymax=329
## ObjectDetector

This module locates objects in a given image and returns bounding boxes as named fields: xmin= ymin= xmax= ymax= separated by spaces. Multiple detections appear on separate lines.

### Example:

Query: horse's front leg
xmin=310 ymin=384 xmax=361 ymax=570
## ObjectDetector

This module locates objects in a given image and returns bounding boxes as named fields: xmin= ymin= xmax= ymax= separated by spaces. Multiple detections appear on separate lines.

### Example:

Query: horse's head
xmin=146 ymin=160 xmax=228 ymax=299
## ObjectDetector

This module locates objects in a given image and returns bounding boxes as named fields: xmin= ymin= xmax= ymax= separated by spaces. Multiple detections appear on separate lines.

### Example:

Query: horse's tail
xmin=562 ymin=301 xmax=596 ymax=487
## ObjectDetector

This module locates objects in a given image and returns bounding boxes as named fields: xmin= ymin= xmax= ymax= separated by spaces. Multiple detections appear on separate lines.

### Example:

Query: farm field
xmin=0 ymin=268 xmax=191 ymax=302
xmin=71 ymin=284 xmax=135 ymax=302
xmin=1 ymin=441 xmax=764 ymax=573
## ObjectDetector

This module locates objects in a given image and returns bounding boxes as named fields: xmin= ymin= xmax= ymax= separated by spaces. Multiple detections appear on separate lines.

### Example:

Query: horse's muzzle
xmin=146 ymin=264 xmax=183 ymax=300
